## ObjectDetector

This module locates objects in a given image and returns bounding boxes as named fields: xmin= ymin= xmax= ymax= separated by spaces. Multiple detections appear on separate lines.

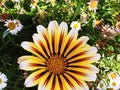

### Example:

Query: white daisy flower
xmin=96 ymin=80 xmax=107 ymax=90
xmin=108 ymin=72 xmax=120 ymax=81
xmin=4 ymin=19 xmax=23 ymax=35
xmin=108 ymin=80 xmax=120 ymax=90
xmin=88 ymin=0 xmax=98 ymax=12
xmin=0 ymin=72 xmax=7 ymax=90
xmin=70 ymin=21 xmax=81 ymax=31
xmin=30 ymin=0 xmax=38 ymax=9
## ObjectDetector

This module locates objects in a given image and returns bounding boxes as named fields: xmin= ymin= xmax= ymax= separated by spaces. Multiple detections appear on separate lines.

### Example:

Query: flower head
xmin=70 ymin=21 xmax=81 ymax=31
xmin=109 ymin=80 xmax=120 ymax=90
xmin=30 ymin=0 xmax=38 ymax=9
xmin=18 ymin=20 xmax=100 ymax=90
xmin=96 ymin=80 xmax=107 ymax=90
xmin=4 ymin=19 xmax=23 ymax=35
xmin=0 ymin=72 xmax=7 ymax=90
xmin=50 ymin=0 xmax=55 ymax=6
xmin=108 ymin=72 xmax=120 ymax=81
xmin=88 ymin=0 xmax=98 ymax=12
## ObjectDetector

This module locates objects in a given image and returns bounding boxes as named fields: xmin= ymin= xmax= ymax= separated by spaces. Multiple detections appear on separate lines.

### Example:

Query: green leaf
xmin=73 ymin=1 xmax=81 ymax=20
xmin=3 ymin=30 xmax=10 ymax=39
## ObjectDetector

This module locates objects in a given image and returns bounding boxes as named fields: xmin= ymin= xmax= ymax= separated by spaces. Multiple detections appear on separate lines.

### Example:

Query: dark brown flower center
xmin=47 ymin=55 xmax=65 ymax=74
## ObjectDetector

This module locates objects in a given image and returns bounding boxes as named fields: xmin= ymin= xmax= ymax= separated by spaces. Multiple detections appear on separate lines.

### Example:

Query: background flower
xmin=0 ymin=72 xmax=7 ymax=90
xmin=4 ymin=19 xmax=23 ymax=35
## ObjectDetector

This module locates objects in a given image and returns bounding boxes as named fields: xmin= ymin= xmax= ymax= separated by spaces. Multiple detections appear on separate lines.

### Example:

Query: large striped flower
xmin=18 ymin=21 xmax=100 ymax=90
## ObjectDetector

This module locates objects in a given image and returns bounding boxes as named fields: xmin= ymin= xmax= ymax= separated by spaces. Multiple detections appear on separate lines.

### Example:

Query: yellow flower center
xmin=90 ymin=1 xmax=98 ymax=8
xmin=117 ymin=23 xmax=120 ymax=29
xmin=8 ymin=22 xmax=16 ymax=30
xmin=95 ymin=20 xmax=101 ymax=25
xmin=32 ymin=1 xmax=37 ymax=6
xmin=50 ymin=0 xmax=55 ymax=5
xmin=110 ymin=73 xmax=117 ymax=79
xmin=47 ymin=55 xmax=65 ymax=74
xmin=73 ymin=23 xmax=79 ymax=29
xmin=112 ymin=82 xmax=117 ymax=86
xmin=0 ymin=78 xmax=2 ymax=84
xmin=99 ymin=83 xmax=104 ymax=88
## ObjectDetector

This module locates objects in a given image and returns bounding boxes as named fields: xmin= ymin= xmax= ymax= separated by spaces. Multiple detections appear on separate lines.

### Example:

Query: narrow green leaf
xmin=3 ymin=30 xmax=10 ymax=39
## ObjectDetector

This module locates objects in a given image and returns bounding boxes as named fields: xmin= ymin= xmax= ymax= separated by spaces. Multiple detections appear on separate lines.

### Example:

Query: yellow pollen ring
xmin=73 ymin=23 xmax=79 ymax=29
xmin=110 ymin=73 xmax=117 ymax=79
xmin=90 ymin=1 xmax=98 ymax=8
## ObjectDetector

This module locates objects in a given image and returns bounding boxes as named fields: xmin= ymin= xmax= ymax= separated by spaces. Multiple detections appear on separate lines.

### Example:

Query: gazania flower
xmin=18 ymin=20 xmax=100 ymax=90
xmin=70 ymin=21 xmax=81 ymax=31
xmin=88 ymin=0 xmax=98 ymax=12
xmin=30 ymin=0 xmax=38 ymax=9
xmin=4 ymin=19 xmax=23 ymax=35
xmin=96 ymin=80 xmax=107 ymax=90
xmin=0 ymin=72 xmax=7 ymax=90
